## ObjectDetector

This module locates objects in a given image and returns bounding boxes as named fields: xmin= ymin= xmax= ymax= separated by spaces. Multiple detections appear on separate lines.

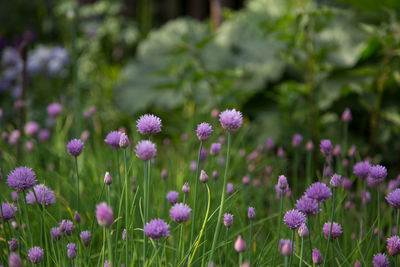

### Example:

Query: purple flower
xmin=104 ymin=172 xmax=112 ymax=185
xmin=67 ymin=243 xmax=77 ymax=259
xmin=81 ymin=231 xmax=91 ymax=247
xmin=136 ymin=114 xmax=162 ymax=136
xmin=210 ymin=143 xmax=221 ymax=156
xmin=60 ymin=220 xmax=75 ymax=235
xmin=182 ymin=182 xmax=190 ymax=194
xmin=348 ymin=145 xmax=357 ymax=157
xmin=104 ymin=260 xmax=111 ymax=267
xmin=9 ymin=253 xmax=22 ymax=267
xmin=223 ymin=213 xmax=234 ymax=227
xmin=166 ymin=191 xmax=179 ymax=204
xmin=341 ymin=178 xmax=352 ymax=189
xmin=190 ymin=161 xmax=197 ymax=172
xmin=38 ymin=129 xmax=51 ymax=142
xmin=320 ymin=139 xmax=332 ymax=156
xmin=354 ymin=260 xmax=362 ymax=267
xmin=330 ymin=174 xmax=342 ymax=188
xmin=169 ymin=203 xmax=191 ymax=223
xmin=67 ymin=139 xmax=84 ymax=157
xmin=104 ymin=131 xmax=121 ymax=149
xmin=387 ymin=236 xmax=400 ymax=256
xmin=212 ymin=170 xmax=219 ymax=180
xmin=9 ymin=130 xmax=21 ymax=145
xmin=0 ymin=202 xmax=17 ymax=221
xmin=144 ymin=218 xmax=170 ymax=240
xmin=372 ymin=253 xmax=389 ymax=267
xmin=242 ymin=175 xmax=250 ymax=185
xmin=342 ymin=108 xmax=352 ymax=122
xmin=234 ymin=235 xmax=246 ymax=252
xmin=370 ymin=165 xmax=387 ymax=182
xmin=200 ymin=170 xmax=209 ymax=183
xmin=24 ymin=121 xmax=39 ymax=136
xmin=386 ymin=189 xmax=400 ymax=208
xmin=292 ymin=134 xmax=303 ymax=147
xmin=295 ymin=195 xmax=319 ymax=216
xmin=9 ymin=238 xmax=18 ymax=251
xmin=278 ymin=175 xmax=288 ymax=189
xmin=119 ymin=132 xmax=130 ymax=148
xmin=306 ymin=141 xmax=314 ymax=151
xmin=74 ymin=211 xmax=81 ymax=223
xmin=47 ymin=102 xmax=62 ymax=117
xmin=161 ymin=169 xmax=168 ymax=180
xmin=279 ymin=239 xmax=294 ymax=256
xmin=323 ymin=222 xmax=342 ymax=239
xmin=298 ymin=223 xmax=309 ymax=237
xmin=227 ymin=183 xmax=234 ymax=195
xmin=361 ymin=190 xmax=371 ymax=204
xmin=200 ymin=148 xmax=207 ymax=161
xmin=283 ymin=209 xmax=306 ymax=230
xmin=219 ymin=109 xmax=243 ymax=132
xmin=26 ymin=184 xmax=56 ymax=206
xmin=51 ymin=227 xmax=62 ymax=242
xmin=277 ymin=147 xmax=286 ymax=157
xmin=28 ymin=246 xmax=44 ymax=263
xmin=135 ymin=140 xmax=157 ymax=161
xmin=11 ymin=191 xmax=19 ymax=201
xmin=333 ymin=145 xmax=342 ymax=156
xmin=248 ymin=207 xmax=255 ymax=220
xmin=196 ymin=122 xmax=213 ymax=142
xmin=312 ymin=249 xmax=323 ymax=265
xmin=122 ymin=229 xmax=128 ymax=241
xmin=7 ymin=166 xmax=37 ymax=191
xmin=306 ymin=182 xmax=332 ymax=203
xmin=96 ymin=202 xmax=114 ymax=227
xmin=353 ymin=161 xmax=371 ymax=179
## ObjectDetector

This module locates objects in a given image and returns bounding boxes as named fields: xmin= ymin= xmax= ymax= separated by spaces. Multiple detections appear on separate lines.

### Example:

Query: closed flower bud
xmin=104 ymin=172 xmax=112 ymax=185
xmin=200 ymin=170 xmax=209 ymax=183
xmin=234 ymin=235 xmax=246 ymax=252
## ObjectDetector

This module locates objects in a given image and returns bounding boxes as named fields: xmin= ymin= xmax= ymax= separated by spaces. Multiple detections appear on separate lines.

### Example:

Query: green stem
xmin=288 ymin=230 xmax=294 ymax=266
xmin=143 ymin=160 xmax=150 ymax=266
xmin=123 ymin=148 xmax=129 ymax=266
xmin=272 ymin=193 xmax=284 ymax=266
xmin=377 ymin=188 xmax=381 ymax=251
xmin=190 ymin=141 xmax=203 ymax=245
xmin=239 ymin=252 xmax=243 ymax=266
xmin=396 ymin=209 xmax=399 ymax=235
xmin=299 ymin=237 xmax=304 ymax=267
xmin=22 ymin=191 xmax=33 ymax=245
xmin=209 ymin=132 xmax=231 ymax=263
xmin=74 ymin=157 xmax=80 ymax=213
xmin=249 ymin=220 xmax=253 ymax=265
xmin=284 ymin=255 xmax=289 ymax=267
xmin=323 ymin=188 xmax=336 ymax=267
xmin=106 ymin=228 xmax=113 ymax=266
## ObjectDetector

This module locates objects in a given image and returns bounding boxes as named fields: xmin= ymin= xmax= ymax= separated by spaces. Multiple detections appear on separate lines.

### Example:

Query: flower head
xmin=386 ymin=189 xmax=400 ymax=208
xmin=9 ymin=238 xmax=18 ymax=251
xmin=320 ymin=139 xmax=332 ymax=156
xmin=223 ymin=213 xmax=234 ymax=227
xmin=81 ymin=231 xmax=91 ymax=247
xmin=210 ymin=143 xmax=221 ymax=156
xmin=234 ymin=235 xmax=246 ymax=252
xmin=169 ymin=203 xmax=191 ymax=223
xmin=119 ymin=133 xmax=130 ymax=148
xmin=292 ymin=134 xmax=303 ymax=147
xmin=182 ymin=182 xmax=190 ymax=194
xmin=387 ymin=236 xmax=400 ymax=256
xmin=67 ymin=139 xmax=84 ymax=157
xmin=200 ymin=170 xmax=209 ymax=183
xmin=342 ymin=108 xmax=352 ymax=122
xmin=9 ymin=253 xmax=22 ymax=267
xmin=104 ymin=172 xmax=112 ymax=185
xmin=283 ymin=209 xmax=306 ymax=230
xmin=279 ymin=239 xmax=294 ymax=256
xmin=0 ymin=202 xmax=17 ymax=221
xmin=306 ymin=141 xmax=314 ymax=151
xmin=372 ymin=253 xmax=389 ymax=267
xmin=370 ymin=165 xmax=387 ymax=181
xmin=47 ymin=102 xmax=62 ymax=117
xmin=323 ymin=222 xmax=342 ymax=239
xmin=196 ymin=122 xmax=213 ymax=142
xmin=28 ymin=246 xmax=44 ymax=264
xmin=26 ymin=184 xmax=56 ymax=206
xmin=295 ymin=195 xmax=319 ymax=216
xmin=67 ymin=243 xmax=77 ymax=259
xmin=24 ymin=121 xmax=39 ymax=136
xmin=330 ymin=174 xmax=342 ymax=188
xmin=166 ymin=191 xmax=179 ymax=204
xmin=137 ymin=114 xmax=162 ymax=136
xmin=353 ymin=162 xmax=371 ymax=179
xmin=266 ymin=137 xmax=275 ymax=150
xmin=60 ymin=220 xmax=75 ymax=235
xmin=227 ymin=183 xmax=234 ymax=195
xmin=104 ymin=131 xmax=121 ymax=149
xmin=135 ymin=140 xmax=157 ymax=161
xmin=38 ymin=129 xmax=51 ymax=142
xmin=248 ymin=207 xmax=255 ymax=220
xmin=306 ymin=182 xmax=332 ymax=203
xmin=51 ymin=227 xmax=62 ymax=242
xmin=144 ymin=218 xmax=170 ymax=240
xmin=219 ymin=109 xmax=243 ymax=132
xmin=298 ymin=223 xmax=309 ymax=238
xmin=7 ymin=166 xmax=37 ymax=191
xmin=96 ymin=202 xmax=114 ymax=227
xmin=312 ymin=249 xmax=323 ymax=265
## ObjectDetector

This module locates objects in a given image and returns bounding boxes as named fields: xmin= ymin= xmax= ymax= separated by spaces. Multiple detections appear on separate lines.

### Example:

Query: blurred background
xmin=1 ymin=0 xmax=400 ymax=170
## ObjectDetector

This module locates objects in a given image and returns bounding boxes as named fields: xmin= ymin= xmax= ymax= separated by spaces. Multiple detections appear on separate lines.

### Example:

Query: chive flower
xmin=353 ymin=162 xmax=371 ymax=180
xmin=323 ymin=222 xmax=342 ymax=239
xmin=169 ymin=203 xmax=191 ymax=223
xmin=67 ymin=139 xmax=84 ymax=157
xmin=7 ymin=166 xmax=37 ymax=192
xmin=386 ymin=189 xmax=400 ymax=208
xmin=234 ymin=235 xmax=246 ymax=252
xmin=372 ymin=253 xmax=389 ymax=267
xmin=47 ymin=102 xmax=62 ymax=117
xmin=104 ymin=131 xmax=122 ymax=149
xmin=223 ymin=213 xmax=234 ymax=227
xmin=283 ymin=209 xmax=306 ymax=230
xmin=295 ymin=195 xmax=319 ymax=216
xmin=50 ymin=227 xmax=62 ymax=242
xmin=387 ymin=236 xmax=400 ymax=256
xmin=312 ymin=249 xmax=323 ymax=265
xmin=96 ymin=202 xmax=114 ymax=227
xmin=136 ymin=114 xmax=162 ymax=136
xmin=144 ymin=218 xmax=170 ymax=240
xmin=135 ymin=140 xmax=157 ymax=161
xmin=320 ymin=139 xmax=332 ymax=156
xmin=28 ymin=246 xmax=44 ymax=264
xmin=26 ymin=184 xmax=56 ymax=206
xmin=219 ymin=109 xmax=243 ymax=132
xmin=196 ymin=122 xmax=213 ymax=142
xmin=0 ymin=202 xmax=17 ymax=221
xmin=80 ymin=231 xmax=91 ymax=247
xmin=305 ymin=182 xmax=332 ymax=203
xmin=9 ymin=253 xmax=22 ymax=267
xmin=248 ymin=207 xmax=255 ymax=220
xmin=67 ymin=243 xmax=77 ymax=259
xmin=60 ymin=220 xmax=74 ymax=235
xmin=210 ymin=143 xmax=221 ymax=156
xmin=330 ymin=174 xmax=342 ymax=188
xmin=9 ymin=238 xmax=18 ymax=251
xmin=292 ymin=134 xmax=303 ymax=147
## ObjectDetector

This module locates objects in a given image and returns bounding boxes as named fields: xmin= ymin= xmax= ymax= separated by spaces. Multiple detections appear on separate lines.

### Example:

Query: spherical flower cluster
xmin=104 ymin=131 xmax=122 ymax=149
xmin=60 ymin=220 xmax=75 ymax=235
xmin=283 ymin=209 xmax=306 ymax=230
xmin=353 ymin=161 xmax=371 ymax=179
xmin=119 ymin=133 xmax=130 ymax=148
xmin=9 ymin=253 xmax=22 ymax=267
xmin=67 ymin=243 xmax=77 ymax=259
xmin=292 ymin=134 xmax=303 ymax=147
xmin=234 ymin=235 xmax=246 ymax=252
xmin=0 ymin=202 xmax=17 ymax=221
xmin=96 ymin=202 xmax=114 ymax=227
xmin=387 ymin=236 xmax=400 ymax=256
xmin=7 ymin=166 xmax=37 ymax=191
xmin=210 ymin=143 xmax=221 ymax=156
xmin=135 ymin=140 xmax=157 ymax=161
xmin=51 ymin=227 xmax=62 ymax=242
xmin=196 ymin=122 xmax=213 ymax=142
xmin=67 ymin=139 xmax=84 ymax=157
xmin=219 ymin=109 xmax=243 ymax=132
xmin=320 ymin=139 xmax=332 ymax=156
xmin=223 ymin=213 xmax=234 ymax=227
xmin=137 ymin=114 xmax=162 ymax=136
xmin=81 ymin=231 xmax=91 ymax=247
xmin=295 ymin=195 xmax=319 ymax=216
xmin=372 ymin=253 xmax=389 ymax=267
xmin=24 ymin=121 xmax=39 ymax=136
xmin=9 ymin=238 xmax=18 ymax=251
xmin=278 ymin=239 xmax=295 ymax=256
xmin=333 ymin=144 xmax=342 ymax=156
xmin=26 ymin=184 xmax=56 ymax=206
xmin=370 ymin=165 xmax=387 ymax=182
xmin=386 ymin=189 xmax=400 ymax=208
xmin=306 ymin=182 xmax=332 ymax=203
xmin=144 ymin=218 xmax=170 ymax=240
xmin=227 ymin=183 xmax=234 ymax=195
xmin=330 ymin=174 xmax=342 ymax=188
xmin=47 ymin=102 xmax=63 ymax=117
xmin=248 ymin=207 xmax=255 ymax=220
xmin=306 ymin=141 xmax=314 ymax=151
xmin=38 ymin=129 xmax=51 ymax=142
xmin=166 ymin=191 xmax=179 ymax=204
xmin=323 ymin=222 xmax=342 ymax=240
xmin=312 ymin=249 xmax=323 ymax=265
xmin=28 ymin=246 xmax=44 ymax=263
xmin=169 ymin=203 xmax=191 ymax=223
